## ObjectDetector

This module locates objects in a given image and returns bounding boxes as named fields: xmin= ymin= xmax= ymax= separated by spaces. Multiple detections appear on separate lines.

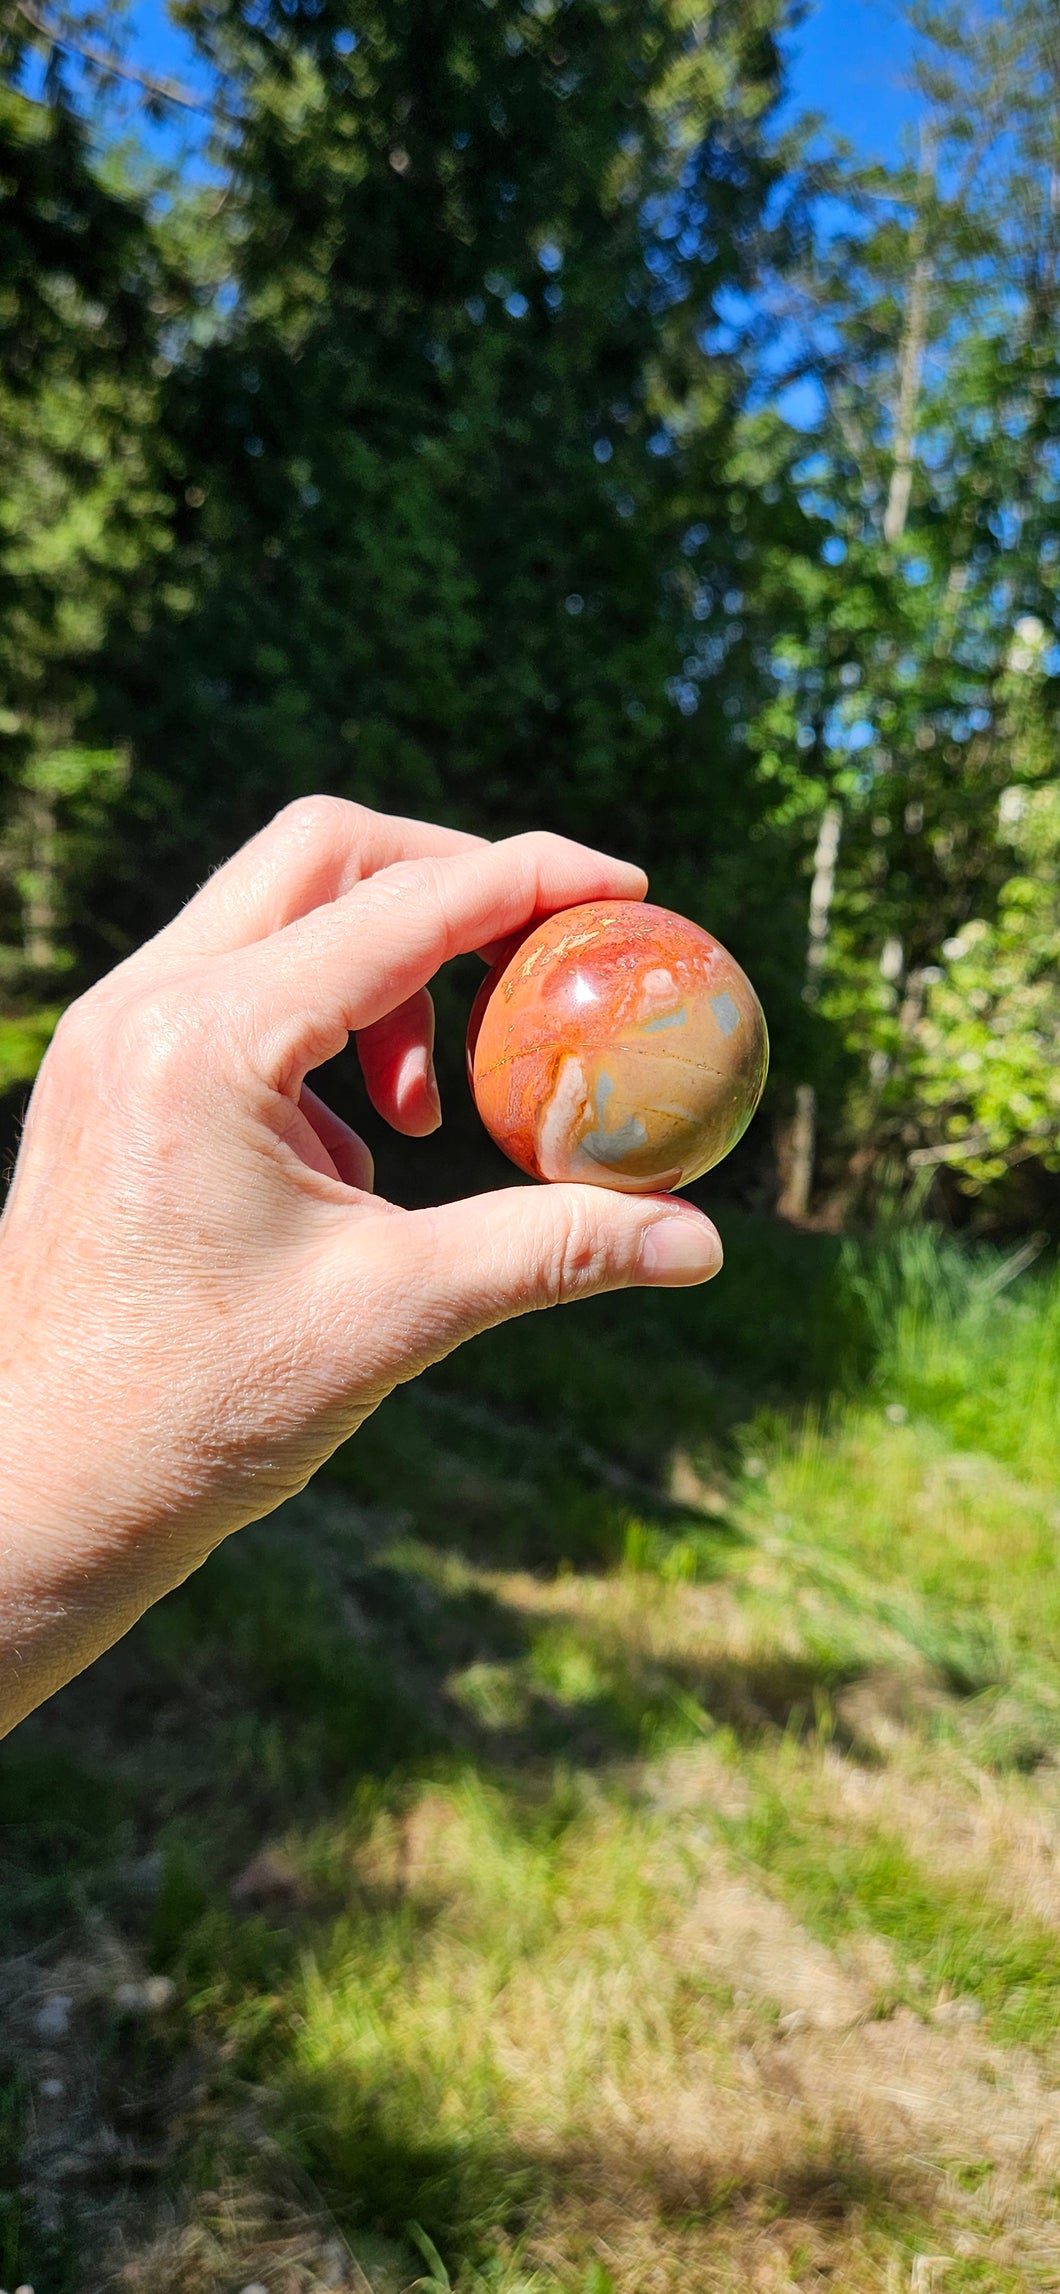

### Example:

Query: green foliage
xmin=96 ymin=0 xmax=810 ymax=1003
xmin=916 ymin=773 xmax=1060 ymax=1186
xmin=2 ymin=0 xmax=828 ymax=1105
xmin=728 ymin=0 xmax=1060 ymax=1206
xmin=0 ymin=1002 xmax=63 ymax=1090
xmin=0 ymin=36 xmax=175 ymax=1028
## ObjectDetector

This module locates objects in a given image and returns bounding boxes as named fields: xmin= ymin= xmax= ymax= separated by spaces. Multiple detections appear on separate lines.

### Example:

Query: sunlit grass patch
xmin=850 ymin=1228 xmax=1060 ymax=1486
xmin=725 ymin=1384 xmax=1060 ymax=1772
xmin=726 ymin=1757 xmax=1060 ymax=2049
xmin=268 ymin=1773 xmax=730 ymax=2262
xmin=748 ymin=1413 xmax=1060 ymax=1644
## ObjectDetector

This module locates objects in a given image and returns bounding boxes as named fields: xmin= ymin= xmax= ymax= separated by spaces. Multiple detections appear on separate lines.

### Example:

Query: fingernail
xmin=424 ymin=1056 xmax=442 ymax=1130
xmin=637 ymin=1212 xmax=723 ymax=1286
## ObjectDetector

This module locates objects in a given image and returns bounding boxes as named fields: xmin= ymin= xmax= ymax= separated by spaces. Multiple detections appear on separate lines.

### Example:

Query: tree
xmin=912 ymin=621 xmax=1060 ymax=1192
xmin=93 ymin=0 xmax=815 ymax=1029
xmin=756 ymin=0 xmax=1060 ymax=1218
xmin=0 ymin=18 xmax=175 ymax=1079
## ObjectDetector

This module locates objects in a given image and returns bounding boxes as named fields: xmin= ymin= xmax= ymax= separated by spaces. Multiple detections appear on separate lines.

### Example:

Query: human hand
xmin=0 ymin=799 xmax=723 ymax=1731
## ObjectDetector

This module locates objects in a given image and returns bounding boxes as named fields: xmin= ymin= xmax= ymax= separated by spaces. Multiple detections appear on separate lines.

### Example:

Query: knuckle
xmin=505 ymin=830 xmax=548 ymax=892
xmin=547 ymin=1193 xmax=611 ymax=1307
xmin=277 ymin=792 xmax=364 ymax=846
xmin=363 ymin=855 xmax=451 ymax=940
xmin=514 ymin=827 xmax=567 ymax=872
xmin=48 ymin=993 xmax=105 ymax=1066
xmin=377 ymin=854 xmax=441 ymax=904
xmin=507 ymin=829 xmax=578 ymax=913
xmin=34 ymin=980 xmax=220 ymax=1149
xmin=112 ymin=987 xmax=209 ymax=1107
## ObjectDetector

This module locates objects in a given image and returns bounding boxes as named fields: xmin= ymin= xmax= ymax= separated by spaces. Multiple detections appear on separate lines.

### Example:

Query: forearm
xmin=0 ymin=1364 xmax=159 ymax=1732
xmin=0 ymin=1290 xmax=351 ymax=1734
xmin=0 ymin=1501 xmax=165 ymax=1738
xmin=0 ymin=1326 xmax=224 ymax=1735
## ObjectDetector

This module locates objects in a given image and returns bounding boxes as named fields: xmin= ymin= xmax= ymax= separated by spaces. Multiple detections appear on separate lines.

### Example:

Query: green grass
xmin=3 ymin=1215 xmax=1060 ymax=2291
xmin=852 ymin=1225 xmax=1060 ymax=1482
xmin=728 ymin=1771 xmax=1060 ymax=2047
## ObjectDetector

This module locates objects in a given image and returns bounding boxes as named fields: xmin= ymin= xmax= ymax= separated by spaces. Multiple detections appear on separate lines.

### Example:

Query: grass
xmin=727 ymin=1773 xmax=1060 ymax=2047
xmin=4 ymin=1217 xmax=1060 ymax=2291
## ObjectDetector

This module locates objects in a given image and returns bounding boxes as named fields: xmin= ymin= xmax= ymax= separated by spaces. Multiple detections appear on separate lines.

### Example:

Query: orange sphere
xmin=467 ymin=899 xmax=768 ymax=1194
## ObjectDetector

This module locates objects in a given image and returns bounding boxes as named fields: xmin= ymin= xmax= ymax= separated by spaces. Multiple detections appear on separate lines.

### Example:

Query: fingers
xmin=327 ymin=1186 xmax=723 ymax=1386
xmin=145 ymin=797 xmax=486 ymax=963
xmin=356 ymin=988 xmax=441 ymax=1138
xmin=232 ymin=831 xmax=649 ymax=1087
xmin=298 ymin=1086 xmax=376 ymax=1191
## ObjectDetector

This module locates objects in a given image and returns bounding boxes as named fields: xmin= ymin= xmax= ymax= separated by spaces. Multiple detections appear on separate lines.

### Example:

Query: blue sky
xmin=778 ymin=0 xmax=920 ymax=162
xmin=120 ymin=0 xmax=923 ymax=170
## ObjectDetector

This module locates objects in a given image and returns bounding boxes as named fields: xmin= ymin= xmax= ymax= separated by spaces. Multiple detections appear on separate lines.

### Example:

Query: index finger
xmin=228 ymin=831 xmax=649 ymax=1087
xmin=144 ymin=796 xmax=488 ymax=965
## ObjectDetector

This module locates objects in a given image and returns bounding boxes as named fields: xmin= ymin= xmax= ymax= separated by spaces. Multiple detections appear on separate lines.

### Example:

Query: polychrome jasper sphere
xmin=467 ymin=899 xmax=768 ymax=1194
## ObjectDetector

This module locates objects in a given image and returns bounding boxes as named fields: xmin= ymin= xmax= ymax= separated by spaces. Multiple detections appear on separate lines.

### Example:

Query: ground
xmin=3 ymin=1216 xmax=1060 ymax=2293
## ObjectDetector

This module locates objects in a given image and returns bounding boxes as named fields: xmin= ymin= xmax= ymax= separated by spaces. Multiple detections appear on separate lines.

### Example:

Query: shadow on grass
xmin=0 ymin=1467 xmax=880 ymax=2288
xmin=261 ymin=2065 xmax=934 ymax=2277
xmin=2 ymin=1477 xmax=857 ymax=1929
xmin=0 ymin=1215 xmax=917 ymax=2285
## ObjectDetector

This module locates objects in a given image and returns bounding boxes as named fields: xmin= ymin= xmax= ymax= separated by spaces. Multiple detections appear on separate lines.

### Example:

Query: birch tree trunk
xmin=883 ymin=125 xmax=936 ymax=549
xmin=776 ymin=800 xmax=841 ymax=1222
xmin=788 ymin=133 xmax=936 ymax=1224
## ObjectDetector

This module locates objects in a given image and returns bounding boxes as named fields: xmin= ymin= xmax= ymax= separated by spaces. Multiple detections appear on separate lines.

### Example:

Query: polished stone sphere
xmin=467 ymin=898 xmax=768 ymax=1193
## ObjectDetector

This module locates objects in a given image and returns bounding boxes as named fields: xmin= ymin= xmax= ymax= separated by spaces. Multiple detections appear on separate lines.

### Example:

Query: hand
xmin=0 ymin=799 xmax=722 ymax=1732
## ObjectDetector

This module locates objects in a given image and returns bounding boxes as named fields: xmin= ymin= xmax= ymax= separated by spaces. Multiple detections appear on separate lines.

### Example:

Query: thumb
xmin=356 ymin=1184 xmax=723 ymax=1377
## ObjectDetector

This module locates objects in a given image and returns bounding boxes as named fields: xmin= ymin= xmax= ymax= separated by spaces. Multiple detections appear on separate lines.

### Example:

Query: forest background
xmin=3 ymin=0 xmax=1060 ymax=1228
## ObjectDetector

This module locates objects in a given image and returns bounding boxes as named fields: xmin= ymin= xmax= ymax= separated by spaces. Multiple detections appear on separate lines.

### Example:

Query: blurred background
xmin=4 ymin=4 xmax=1060 ymax=2291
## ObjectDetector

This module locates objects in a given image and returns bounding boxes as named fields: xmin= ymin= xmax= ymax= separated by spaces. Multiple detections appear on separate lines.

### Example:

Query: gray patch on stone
xmin=642 ymin=1005 xmax=688 ymax=1032
xmin=581 ymin=1070 xmax=648 ymax=1165
xmin=710 ymin=990 xmax=741 ymax=1037
xmin=582 ymin=1115 xmax=649 ymax=1165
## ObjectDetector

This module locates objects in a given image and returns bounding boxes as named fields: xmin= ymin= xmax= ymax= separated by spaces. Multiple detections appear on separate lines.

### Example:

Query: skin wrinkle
xmin=299 ymin=1084 xmax=376 ymax=1191
xmin=264 ymin=1080 xmax=345 ymax=1184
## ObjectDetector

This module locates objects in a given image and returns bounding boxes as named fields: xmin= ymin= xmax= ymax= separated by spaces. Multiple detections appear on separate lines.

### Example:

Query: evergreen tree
xmin=0 ymin=15 xmax=174 ymax=1080
xmin=101 ymin=0 xmax=811 ymax=1023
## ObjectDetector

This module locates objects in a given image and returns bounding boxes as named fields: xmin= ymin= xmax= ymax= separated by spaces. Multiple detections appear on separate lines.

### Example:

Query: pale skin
xmin=0 ymin=799 xmax=724 ymax=1737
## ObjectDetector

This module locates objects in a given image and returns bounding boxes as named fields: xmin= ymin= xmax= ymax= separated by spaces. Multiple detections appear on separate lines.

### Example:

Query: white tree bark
xmin=776 ymin=801 xmax=842 ymax=1222
xmin=883 ymin=126 xmax=936 ymax=549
